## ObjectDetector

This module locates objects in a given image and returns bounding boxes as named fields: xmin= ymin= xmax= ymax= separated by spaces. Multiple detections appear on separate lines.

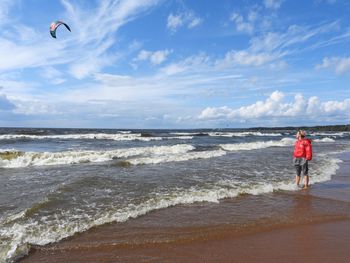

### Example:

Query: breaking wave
xmin=220 ymin=138 xmax=294 ymax=151
xmin=313 ymin=137 xmax=335 ymax=143
xmin=126 ymin=149 xmax=226 ymax=165
xmin=209 ymin=131 xmax=282 ymax=137
xmin=0 ymin=137 xmax=335 ymax=169
xmin=170 ymin=131 xmax=283 ymax=137
xmin=310 ymin=132 xmax=350 ymax=137
xmin=0 ymin=144 xmax=195 ymax=168
xmin=0 ymin=133 xmax=191 ymax=142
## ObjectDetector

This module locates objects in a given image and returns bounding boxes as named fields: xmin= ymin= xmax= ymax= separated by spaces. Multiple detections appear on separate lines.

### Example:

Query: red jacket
xmin=293 ymin=139 xmax=312 ymax=160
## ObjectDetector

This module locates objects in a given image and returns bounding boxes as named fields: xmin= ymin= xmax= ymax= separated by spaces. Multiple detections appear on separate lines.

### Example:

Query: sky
xmin=0 ymin=0 xmax=350 ymax=129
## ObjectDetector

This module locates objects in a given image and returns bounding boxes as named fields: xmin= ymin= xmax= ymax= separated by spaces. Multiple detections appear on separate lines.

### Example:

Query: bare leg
xmin=303 ymin=175 xmax=309 ymax=189
xmin=295 ymin=175 xmax=301 ymax=186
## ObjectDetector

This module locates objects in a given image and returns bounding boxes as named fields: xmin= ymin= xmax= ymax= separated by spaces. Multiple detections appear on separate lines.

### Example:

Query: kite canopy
xmin=50 ymin=21 xmax=71 ymax=38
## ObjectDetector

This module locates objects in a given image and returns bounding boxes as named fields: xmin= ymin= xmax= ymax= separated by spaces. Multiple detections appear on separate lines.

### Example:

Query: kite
xmin=50 ymin=21 xmax=71 ymax=38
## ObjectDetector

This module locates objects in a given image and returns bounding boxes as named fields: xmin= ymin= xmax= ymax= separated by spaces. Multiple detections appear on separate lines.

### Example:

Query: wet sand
xmin=19 ymin=153 xmax=350 ymax=263
xmin=18 ymin=220 xmax=350 ymax=263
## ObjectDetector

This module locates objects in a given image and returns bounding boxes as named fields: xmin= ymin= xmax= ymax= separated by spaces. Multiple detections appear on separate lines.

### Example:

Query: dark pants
xmin=293 ymin=157 xmax=308 ymax=176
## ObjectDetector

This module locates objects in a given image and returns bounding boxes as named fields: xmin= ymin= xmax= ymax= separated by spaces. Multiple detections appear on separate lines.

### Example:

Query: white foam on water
xmin=0 ymin=136 xmax=338 ymax=169
xmin=126 ymin=149 xmax=226 ymax=165
xmin=310 ymin=154 xmax=342 ymax=184
xmin=208 ymin=131 xmax=282 ymax=137
xmin=219 ymin=136 xmax=337 ymax=152
xmin=166 ymin=136 xmax=194 ymax=140
xmin=0 ymin=133 xmax=196 ymax=142
xmin=313 ymin=137 xmax=335 ymax=142
xmin=0 ymin=182 xmax=277 ymax=262
xmin=0 ymin=144 xmax=195 ymax=168
xmin=170 ymin=132 xmax=204 ymax=136
xmin=0 ymin=133 xmax=162 ymax=142
xmin=220 ymin=138 xmax=295 ymax=151
xmin=310 ymin=132 xmax=350 ymax=137
xmin=0 ymin=138 xmax=297 ymax=169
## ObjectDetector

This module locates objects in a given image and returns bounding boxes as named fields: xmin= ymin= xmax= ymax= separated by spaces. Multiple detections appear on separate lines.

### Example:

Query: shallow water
xmin=0 ymin=128 xmax=349 ymax=262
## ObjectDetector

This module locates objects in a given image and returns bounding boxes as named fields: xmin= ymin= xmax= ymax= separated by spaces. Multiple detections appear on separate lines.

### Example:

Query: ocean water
xmin=0 ymin=128 xmax=349 ymax=262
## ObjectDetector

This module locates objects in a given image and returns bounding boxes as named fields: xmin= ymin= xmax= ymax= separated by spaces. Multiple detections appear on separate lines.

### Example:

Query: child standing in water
xmin=293 ymin=130 xmax=312 ymax=189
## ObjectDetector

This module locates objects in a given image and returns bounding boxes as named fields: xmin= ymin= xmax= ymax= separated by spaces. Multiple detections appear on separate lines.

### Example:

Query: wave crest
xmin=220 ymin=138 xmax=294 ymax=151
xmin=0 ymin=145 xmax=195 ymax=168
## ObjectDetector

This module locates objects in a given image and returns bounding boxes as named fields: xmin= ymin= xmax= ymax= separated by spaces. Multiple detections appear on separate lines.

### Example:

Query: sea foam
xmin=0 ymin=144 xmax=195 ymax=168
xmin=219 ymin=138 xmax=294 ymax=151
xmin=313 ymin=137 xmax=335 ymax=142
xmin=0 ymin=133 xmax=189 ymax=142
xmin=208 ymin=131 xmax=282 ymax=137
xmin=0 ymin=137 xmax=335 ymax=169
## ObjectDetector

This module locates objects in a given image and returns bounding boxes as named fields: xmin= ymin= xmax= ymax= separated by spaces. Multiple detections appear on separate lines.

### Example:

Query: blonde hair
xmin=298 ymin=130 xmax=306 ymax=138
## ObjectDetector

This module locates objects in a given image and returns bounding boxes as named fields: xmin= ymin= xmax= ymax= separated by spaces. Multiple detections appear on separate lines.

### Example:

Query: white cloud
xmin=0 ymin=73 xmax=39 ymax=101
xmin=199 ymin=91 xmax=350 ymax=120
xmin=50 ymin=53 xmax=236 ymax=107
xmin=61 ymin=0 xmax=161 ymax=78
xmin=226 ymin=10 xmax=329 ymax=68
xmin=247 ymin=21 xmax=339 ymax=57
xmin=61 ymin=0 xmax=160 ymax=44
xmin=0 ymin=0 xmax=160 ymax=79
xmin=229 ymin=8 xmax=278 ymax=35
xmin=134 ymin=49 xmax=172 ymax=65
xmin=40 ymin=66 xmax=66 ymax=85
xmin=0 ymin=92 xmax=15 ymax=111
xmin=69 ymin=50 xmax=116 ymax=80
xmin=0 ymin=36 xmax=67 ymax=71
xmin=230 ymin=12 xmax=254 ymax=34
xmin=264 ymin=0 xmax=284 ymax=9
xmin=188 ymin=17 xmax=202 ymax=28
xmin=215 ymin=50 xmax=276 ymax=68
xmin=167 ymin=14 xmax=183 ymax=31
xmin=0 ymin=51 xmax=243 ymax=126
xmin=13 ymin=99 xmax=62 ymax=115
xmin=0 ymin=0 xmax=13 ymax=26
xmin=316 ymin=57 xmax=350 ymax=74
xmin=167 ymin=12 xmax=202 ymax=32
xmin=128 ymin=40 xmax=143 ymax=51
xmin=160 ymin=53 xmax=210 ymax=75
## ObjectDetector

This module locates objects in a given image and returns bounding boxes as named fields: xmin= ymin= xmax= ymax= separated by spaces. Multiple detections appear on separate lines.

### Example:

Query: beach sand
xmin=19 ymin=153 xmax=350 ymax=263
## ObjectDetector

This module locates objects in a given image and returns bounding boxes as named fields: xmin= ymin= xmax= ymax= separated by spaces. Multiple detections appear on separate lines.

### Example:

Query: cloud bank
xmin=199 ymin=91 xmax=350 ymax=121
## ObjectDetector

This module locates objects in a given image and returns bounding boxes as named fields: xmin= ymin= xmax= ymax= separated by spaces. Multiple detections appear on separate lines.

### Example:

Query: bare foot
xmin=302 ymin=185 xmax=309 ymax=189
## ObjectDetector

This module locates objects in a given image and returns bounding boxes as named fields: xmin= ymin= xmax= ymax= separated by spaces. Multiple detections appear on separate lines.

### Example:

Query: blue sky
xmin=0 ymin=0 xmax=350 ymax=128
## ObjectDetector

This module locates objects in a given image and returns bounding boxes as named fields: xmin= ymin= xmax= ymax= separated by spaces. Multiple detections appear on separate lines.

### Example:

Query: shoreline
xmin=18 ymin=152 xmax=350 ymax=263
xmin=22 ymin=219 xmax=350 ymax=263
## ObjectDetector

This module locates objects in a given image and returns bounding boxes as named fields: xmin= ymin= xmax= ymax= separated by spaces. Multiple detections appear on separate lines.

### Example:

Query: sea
xmin=0 ymin=127 xmax=349 ymax=262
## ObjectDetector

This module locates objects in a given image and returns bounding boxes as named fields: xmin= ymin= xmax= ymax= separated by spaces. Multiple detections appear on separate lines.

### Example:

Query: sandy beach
xmin=2 ymin=0 xmax=350 ymax=262
xmin=18 ymin=153 xmax=350 ymax=263
xmin=19 ymin=220 xmax=350 ymax=263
